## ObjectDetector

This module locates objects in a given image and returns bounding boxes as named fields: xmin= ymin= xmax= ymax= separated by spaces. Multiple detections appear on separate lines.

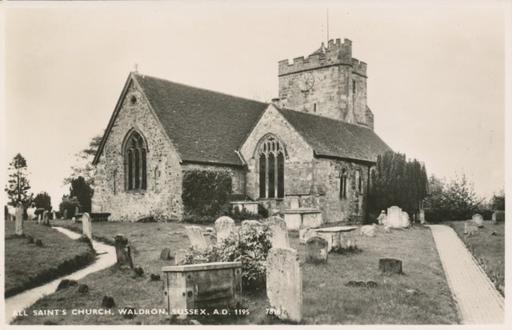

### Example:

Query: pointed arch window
xmin=124 ymin=130 xmax=147 ymax=191
xmin=340 ymin=169 xmax=348 ymax=199
xmin=258 ymin=136 xmax=285 ymax=199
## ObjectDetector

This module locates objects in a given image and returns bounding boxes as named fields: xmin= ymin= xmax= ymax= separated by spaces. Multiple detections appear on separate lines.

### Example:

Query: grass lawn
xmin=12 ymin=221 xmax=459 ymax=325
xmin=447 ymin=220 xmax=505 ymax=296
xmin=4 ymin=221 xmax=96 ymax=298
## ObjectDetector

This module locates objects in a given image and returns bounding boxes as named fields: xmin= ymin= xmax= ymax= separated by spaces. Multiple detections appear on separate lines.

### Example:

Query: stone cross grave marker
xmin=266 ymin=247 xmax=302 ymax=323
xmin=267 ymin=216 xmax=289 ymax=248
xmin=82 ymin=212 xmax=92 ymax=240
xmin=15 ymin=206 xmax=24 ymax=236
xmin=305 ymin=236 xmax=328 ymax=263
xmin=114 ymin=234 xmax=133 ymax=268
xmin=215 ymin=216 xmax=235 ymax=244
xmin=185 ymin=226 xmax=209 ymax=250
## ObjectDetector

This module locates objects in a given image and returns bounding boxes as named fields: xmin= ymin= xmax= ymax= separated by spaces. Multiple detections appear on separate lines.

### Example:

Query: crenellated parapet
xmin=278 ymin=38 xmax=354 ymax=76
xmin=351 ymin=58 xmax=367 ymax=77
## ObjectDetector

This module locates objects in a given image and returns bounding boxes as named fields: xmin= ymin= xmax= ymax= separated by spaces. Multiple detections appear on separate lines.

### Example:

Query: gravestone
xmin=472 ymin=214 xmax=484 ymax=227
xmin=52 ymin=210 xmax=56 ymax=220
xmin=72 ymin=217 xmax=76 ymax=223
xmin=299 ymin=227 xmax=314 ymax=244
xmin=215 ymin=216 xmax=235 ymax=244
xmin=305 ymin=236 xmax=328 ymax=264
xmin=114 ymin=234 xmax=133 ymax=268
xmin=267 ymin=216 xmax=289 ymax=248
xmin=174 ymin=249 xmax=188 ymax=265
xmin=26 ymin=206 xmax=36 ymax=220
xmin=377 ymin=210 xmax=387 ymax=225
xmin=160 ymin=248 xmax=171 ymax=260
xmin=37 ymin=213 xmax=42 ymax=224
xmin=82 ymin=212 xmax=92 ymax=240
xmin=15 ymin=206 xmax=24 ymax=236
xmin=42 ymin=210 xmax=50 ymax=226
xmin=185 ymin=226 xmax=209 ymax=250
xmin=379 ymin=258 xmax=403 ymax=274
xmin=386 ymin=206 xmax=404 ymax=228
xmin=266 ymin=248 xmax=302 ymax=323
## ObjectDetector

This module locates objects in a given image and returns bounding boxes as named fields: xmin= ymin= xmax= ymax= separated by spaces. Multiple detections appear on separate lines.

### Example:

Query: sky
xmin=2 ymin=0 xmax=508 ymax=207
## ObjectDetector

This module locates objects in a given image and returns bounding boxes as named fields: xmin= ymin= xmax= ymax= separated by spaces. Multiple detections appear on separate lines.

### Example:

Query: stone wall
xmin=313 ymin=158 xmax=371 ymax=223
xmin=92 ymin=79 xmax=183 ymax=221
xmin=240 ymin=105 xmax=315 ymax=210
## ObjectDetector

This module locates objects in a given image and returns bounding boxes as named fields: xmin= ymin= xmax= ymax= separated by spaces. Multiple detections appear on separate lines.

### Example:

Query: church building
xmin=92 ymin=38 xmax=391 ymax=223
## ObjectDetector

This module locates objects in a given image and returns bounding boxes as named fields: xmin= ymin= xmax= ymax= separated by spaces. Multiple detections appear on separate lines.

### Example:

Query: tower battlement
xmin=278 ymin=38 xmax=354 ymax=76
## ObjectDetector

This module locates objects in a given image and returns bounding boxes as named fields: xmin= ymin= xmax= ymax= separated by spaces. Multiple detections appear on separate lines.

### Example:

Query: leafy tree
xmin=368 ymin=151 xmax=428 ymax=218
xmin=59 ymin=195 xmax=80 ymax=219
xmin=33 ymin=192 xmax=52 ymax=211
xmin=5 ymin=153 xmax=32 ymax=206
xmin=69 ymin=176 xmax=94 ymax=213
xmin=491 ymin=191 xmax=505 ymax=211
xmin=64 ymin=134 xmax=102 ymax=186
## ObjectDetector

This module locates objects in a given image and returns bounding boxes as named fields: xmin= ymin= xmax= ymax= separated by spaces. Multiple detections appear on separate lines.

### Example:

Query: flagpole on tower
xmin=326 ymin=8 xmax=329 ymax=43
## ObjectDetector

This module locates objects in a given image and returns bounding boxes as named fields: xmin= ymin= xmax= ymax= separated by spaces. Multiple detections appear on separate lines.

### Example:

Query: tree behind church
xmin=69 ymin=176 xmax=94 ymax=213
xmin=5 ymin=153 xmax=32 ymax=207
xmin=368 ymin=151 xmax=428 ymax=220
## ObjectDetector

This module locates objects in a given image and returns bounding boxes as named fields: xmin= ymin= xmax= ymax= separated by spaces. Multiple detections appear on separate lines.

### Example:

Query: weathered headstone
xmin=185 ymin=226 xmax=209 ymax=250
xmin=266 ymin=248 xmax=302 ymax=323
xmin=299 ymin=227 xmax=314 ymax=244
xmin=114 ymin=234 xmax=133 ymax=268
xmin=418 ymin=209 xmax=426 ymax=224
xmin=26 ymin=206 xmax=36 ymax=221
xmin=305 ymin=236 xmax=328 ymax=264
xmin=42 ymin=210 xmax=50 ymax=226
xmin=472 ymin=214 xmax=484 ymax=227
xmin=82 ymin=212 xmax=92 ymax=239
xmin=15 ymin=206 xmax=24 ymax=236
xmin=386 ymin=206 xmax=404 ymax=228
xmin=267 ymin=216 xmax=289 ymax=248
xmin=379 ymin=258 xmax=403 ymax=274
xmin=215 ymin=216 xmax=235 ymax=244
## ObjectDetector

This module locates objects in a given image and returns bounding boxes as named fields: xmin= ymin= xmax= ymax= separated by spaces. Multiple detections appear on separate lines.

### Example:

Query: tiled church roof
xmin=277 ymin=108 xmax=391 ymax=163
xmin=135 ymin=74 xmax=268 ymax=166
xmin=93 ymin=73 xmax=390 ymax=166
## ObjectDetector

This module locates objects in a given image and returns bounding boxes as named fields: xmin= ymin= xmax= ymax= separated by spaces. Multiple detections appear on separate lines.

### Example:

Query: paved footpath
xmin=428 ymin=225 xmax=504 ymax=324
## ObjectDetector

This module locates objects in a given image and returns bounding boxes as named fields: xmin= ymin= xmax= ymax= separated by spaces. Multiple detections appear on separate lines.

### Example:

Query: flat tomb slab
xmin=162 ymin=261 xmax=242 ymax=272
xmin=315 ymin=226 xmax=358 ymax=233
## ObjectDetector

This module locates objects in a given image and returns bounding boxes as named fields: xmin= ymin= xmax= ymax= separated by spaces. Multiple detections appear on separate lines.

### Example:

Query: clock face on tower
xmin=297 ymin=72 xmax=315 ymax=93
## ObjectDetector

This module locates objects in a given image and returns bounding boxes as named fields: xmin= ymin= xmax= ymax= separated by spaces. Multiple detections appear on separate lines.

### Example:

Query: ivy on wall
xmin=182 ymin=170 xmax=232 ymax=218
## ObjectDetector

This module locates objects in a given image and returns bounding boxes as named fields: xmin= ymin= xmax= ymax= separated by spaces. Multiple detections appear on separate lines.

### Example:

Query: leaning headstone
xmin=305 ymin=236 xmax=328 ymax=264
xmin=472 ymin=214 xmax=484 ymax=227
xmin=15 ymin=206 xmax=24 ymax=236
xmin=82 ymin=213 xmax=92 ymax=239
xmin=267 ymin=216 xmax=289 ymax=248
xmin=379 ymin=258 xmax=403 ymax=274
xmin=114 ymin=234 xmax=133 ymax=268
xmin=215 ymin=216 xmax=236 ymax=244
xmin=185 ymin=226 xmax=209 ymax=250
xmin=266 ymin=248 xmax=302 ymax=322
xmin=42 ymin=210 xmax=50 ymax=226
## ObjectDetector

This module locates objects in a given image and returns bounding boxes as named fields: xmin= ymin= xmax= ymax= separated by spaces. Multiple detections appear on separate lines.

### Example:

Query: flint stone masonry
xmin=82 ymin=212 xmax=92 ymax=240
xmin=267 ymin=216 xmax=289 ymax=248
xmin=15 ymin=206 xmax=23 ymax=236
xmin=215 ymin=216 xmax=236 ymax=244
xmin=305 ymin=236 xmax=329 ymax=263
xmin=266 ymin=248 xmax=302 ymax=322
xmin=185 ymin=226 xmax=209 ymax=250
xmin=162 ymin=262 xmax=242 ymax=319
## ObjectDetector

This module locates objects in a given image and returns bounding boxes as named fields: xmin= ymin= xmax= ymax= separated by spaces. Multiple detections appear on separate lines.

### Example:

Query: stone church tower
xmin=278 ymin=38 xmax=374 ymax=129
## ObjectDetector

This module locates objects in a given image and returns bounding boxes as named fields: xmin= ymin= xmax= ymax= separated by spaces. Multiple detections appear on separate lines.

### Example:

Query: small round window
xmin=130 ymin=95 xmax=137 ymax=104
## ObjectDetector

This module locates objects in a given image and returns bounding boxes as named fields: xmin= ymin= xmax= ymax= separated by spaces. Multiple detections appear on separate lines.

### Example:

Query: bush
xmin=59 ymin=196 xmax=80 ymax=219
xmin=182 ymin=170 xmax=232 ymax=220
xmin=185 ymin=223 xmax=272 ymax=291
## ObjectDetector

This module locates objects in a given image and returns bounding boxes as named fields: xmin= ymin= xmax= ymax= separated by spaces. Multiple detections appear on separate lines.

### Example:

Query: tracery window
xmin=124 ymin=130 xmax=147 ymax=191
xmin=258 ymin=136 xmax=285 ymax=199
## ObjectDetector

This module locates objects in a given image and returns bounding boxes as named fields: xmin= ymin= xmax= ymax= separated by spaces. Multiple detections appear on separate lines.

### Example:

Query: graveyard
xmin=4 ymin=220 xmax=95 ymax=298
xmin=10 ymin=218 xmax=461 ymax=325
